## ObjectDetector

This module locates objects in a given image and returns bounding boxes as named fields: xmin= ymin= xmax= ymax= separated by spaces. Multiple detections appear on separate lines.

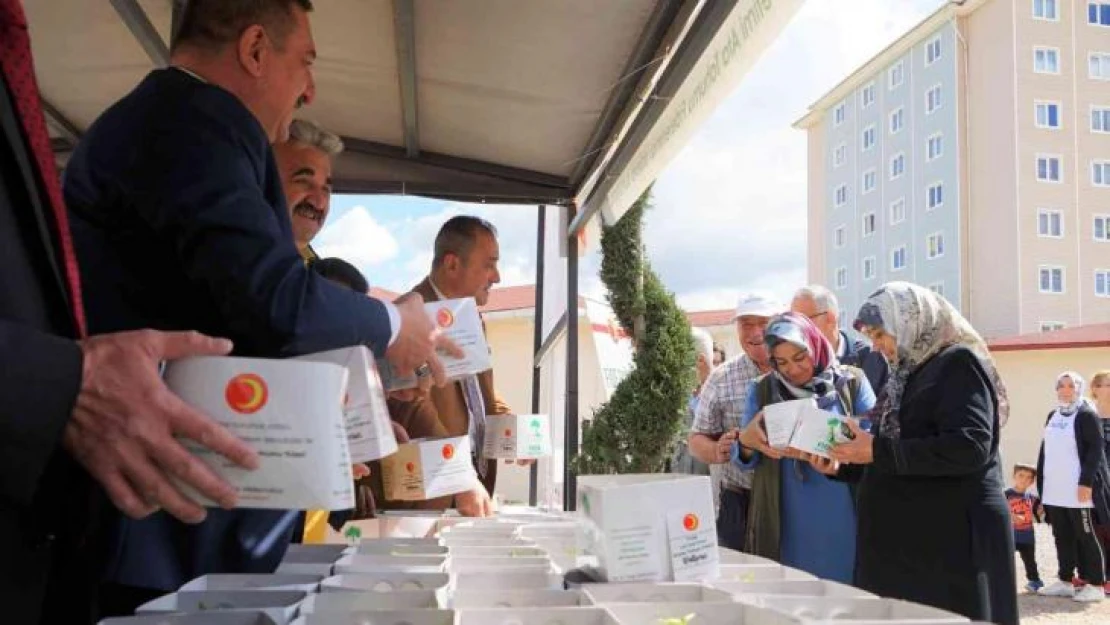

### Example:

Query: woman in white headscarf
xmin=1035 ymin=372 xmax=1108 ymax=602
xmin=829 ymin=282 xmax=1017 ymax=625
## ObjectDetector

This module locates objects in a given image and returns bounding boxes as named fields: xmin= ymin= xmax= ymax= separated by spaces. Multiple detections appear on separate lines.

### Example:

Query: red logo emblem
xmin=442 ymin=444 xmax=455 ymax=460
xmin=405 ymin=461 xmax=416 ymax=473
xmin=225 ymin=373 xmax=268 ymax=414
xmin=682 ymin=513 xmax=699 ymax=532
xmin=435 ymin=307 xmax=455 ymax=328
xmin=504 ymin=428 xmax=513 ymax=437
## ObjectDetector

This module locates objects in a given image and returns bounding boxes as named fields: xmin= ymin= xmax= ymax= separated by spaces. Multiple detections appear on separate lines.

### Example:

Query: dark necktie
xmin=0 ymin=0 xmax=87 ymax=336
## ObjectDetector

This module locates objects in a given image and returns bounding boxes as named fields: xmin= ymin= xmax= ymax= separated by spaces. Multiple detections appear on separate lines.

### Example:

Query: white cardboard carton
xmin=449 ymin=589 xmax=586 ymax=609
xmin=97 ymin=614 xmax=277 ymax=625
xmin=164 ymin=356 xmax=354 ymax=510
xmin=445 ymin=545 xmax=547 ymax=558
xmin=136 ymin=590 xmax=306 ymax=625
xmin=709 ymin=578 xmax=873 ymax=599
xmin=452 ymin=570 xmax=562 ymax=591
xmin=605 ymin=602 xmax=785 ymax=625
xmin=716 ymin=547 xmax=778 ymax=567
xmin=180 ymin=574 xmax=322 ymax=593
xmin=289 ymin=611 xmax=456 ymax=625
xmin=713 ymin=564 xmax=817 ymax=583
xmin=300 ymin=589 xmax=444 ymax=613
xmin=455 ymin=607 xmax=621 ymax=625
xmin=380 ymin=436 xmax=476 ymax=501
xmin=576 ymin=474 xmax=718 ymax=583
xmin=295 ymin=346 xmax=397 ymax=462
xmin=763 ymin=400 xmax=855 ymax=459
xmin=377 ymin=297 xmax=492 ymax=390
xmin=483 ymin=414 xmax=553 ymax=459
xmin=320 ymin=573 xmax=451 ymax=593
xmin=355 ymin=543 xmax=449 ymax=556
xmin=581 ymin=583 xmax=734 ymax=605
xmin=448 ymin=555 xmax=552 ymax=574
xmin=748 ymin=597 xmax=969 ymax=624
xmin=332 ymin=553 xmax=447 ymax=574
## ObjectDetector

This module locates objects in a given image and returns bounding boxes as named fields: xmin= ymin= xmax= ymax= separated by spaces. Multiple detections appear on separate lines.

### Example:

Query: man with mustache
xmin=687 ymin=292 xmax=783 ymax=551
xmin=274 ymin=118 xmax=341 ymax=264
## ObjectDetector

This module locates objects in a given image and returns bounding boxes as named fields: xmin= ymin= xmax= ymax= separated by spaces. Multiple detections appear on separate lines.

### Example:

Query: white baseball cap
xmin=733 ymin=292 xmax=784 ymax=320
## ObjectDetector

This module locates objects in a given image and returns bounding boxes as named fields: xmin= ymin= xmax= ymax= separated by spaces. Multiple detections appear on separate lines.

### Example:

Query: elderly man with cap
xmin=688 ymin=292 xmax=783 ymax=550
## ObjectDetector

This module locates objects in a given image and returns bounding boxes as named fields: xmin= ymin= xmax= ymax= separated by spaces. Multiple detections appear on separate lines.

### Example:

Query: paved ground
xmin=1016 ymin=524 xmax=1108 ymax=624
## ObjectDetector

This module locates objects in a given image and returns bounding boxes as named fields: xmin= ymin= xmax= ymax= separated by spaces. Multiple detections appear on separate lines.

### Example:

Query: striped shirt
xmin=692 ymin=354 xmax=763 ymax=492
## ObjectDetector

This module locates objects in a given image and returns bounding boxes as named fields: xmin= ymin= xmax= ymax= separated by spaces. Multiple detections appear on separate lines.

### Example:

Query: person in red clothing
xmin=1006 ymin=464 xmax=1045 ymax=593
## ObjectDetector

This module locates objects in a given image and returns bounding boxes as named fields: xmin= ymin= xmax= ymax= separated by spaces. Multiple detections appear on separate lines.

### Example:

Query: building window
xmin=1035 ymin=0 xmax=1059 ymax=20
xmin=925 ymin=85 xmax=942 ymax=114
xmin=1035 ymin=101 xmax=1061 ymax=129
xmin=835 ymin=184 xmax=848 ymax=207
xmin=1097 ymin=270 xmax=1110 ymax=297
xmin=1039 ymin=266 xmax=1065 ymax=293
xmin=1038 ymin=209 xmax=1063 ymax=237
xmin=834 ymin=103 xmax=846 ymax=126
xmin=1039 ymin=321 xmax=1066 ymax=332
xmin=1090 ymin=1 xmax=1110 ymax=26
xmin=862 ymin=169 xmax=877 ymax=194
xmin=1093 ymin=106 xmax=1110 ymax=132
xmin=889 ymin=61 xmax=905 ymax=89
xmin=1090 ymin=52 xmax=1110 ymax=79
xmin=862 ymin=212 xmax=877 ymax=237
xmin=927 ymin=182 xmax=944 ymax=210
xmin=926 ymin=134 xmax=944 ymax=161
xmin=834 ymin=143 xmax=846 ymax=168
xmin=890 ymin=153 xmax=905 ymax=179
xmin=1034 ymin=46 xmax=1061 ymax=73
xmin=862 ymin=125 xmax=876 ymax=151
xmin=1093 ymin=161 xmax=1110 ymax=186
xmin=890 ymin=198 xmax=907 ymax=224
xmin=835 ymin=225 xmax=846 ymax=248
xmin=1095 ymin=215 xmax=1110 ymax=241
xmin=1037 ymin=155 xmax=1062 ymax=182
xmin=927 ymin=233 xmax=945 ymax=259
xmin=861 ymin=82 xmax=876 ymax=108
xmin=925 ymin=36 xmax=942 ymax=66
xmin=929 ymin=282 xmax=945 ymax=297
xmin=889 ymin=108 xmax=905 ymax=134
xmin=863 ymin=256 xmax=876 ymax=280
xmin=891 ymin=246 xmax=907 ymax=271
xmin=836 ymin=267 xmax=849 ymax=290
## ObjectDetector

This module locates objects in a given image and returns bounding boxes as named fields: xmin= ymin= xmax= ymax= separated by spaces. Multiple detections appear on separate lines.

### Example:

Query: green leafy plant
xmin=573 ymin=188 xmax=696 ymax=474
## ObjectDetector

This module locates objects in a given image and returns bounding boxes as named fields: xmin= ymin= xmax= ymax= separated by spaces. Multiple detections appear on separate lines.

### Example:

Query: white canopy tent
xmin=27 ymin=0 xmax=802 ymax=508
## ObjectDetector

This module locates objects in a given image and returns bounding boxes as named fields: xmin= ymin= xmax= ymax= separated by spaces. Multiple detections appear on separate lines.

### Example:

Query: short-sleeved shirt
xmin=692 ymin=354 xmax=763 ymax=491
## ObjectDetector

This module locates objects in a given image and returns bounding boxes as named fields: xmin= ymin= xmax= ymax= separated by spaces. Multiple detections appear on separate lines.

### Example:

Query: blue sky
xmin=315 ymin=0 xmax=947 ymax=310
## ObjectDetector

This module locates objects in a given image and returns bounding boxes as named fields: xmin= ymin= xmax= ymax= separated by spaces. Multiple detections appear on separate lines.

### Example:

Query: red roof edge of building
xmin=987 ymin=323 xmax=1110 ymax=352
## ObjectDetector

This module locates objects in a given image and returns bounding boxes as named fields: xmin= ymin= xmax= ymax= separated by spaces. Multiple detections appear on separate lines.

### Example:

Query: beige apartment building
xmin=796 ymin=0 xmax=1110 ymax=338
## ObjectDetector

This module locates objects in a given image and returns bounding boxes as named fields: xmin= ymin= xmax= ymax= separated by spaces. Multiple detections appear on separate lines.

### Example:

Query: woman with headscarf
xmin=732 ymin=312 xmax=875 ymax=583
xmin=829 ymin=282 xmax=1017 ymax=625
xmin=1035 ymin=372 xmax=1108 ymax=602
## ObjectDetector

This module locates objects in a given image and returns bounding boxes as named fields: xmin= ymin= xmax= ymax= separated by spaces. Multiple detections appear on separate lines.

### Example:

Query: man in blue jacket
xmin=791 ymin=285 xmax=889 ymax=395
xmin=63 ymin=0 xmax=455 ymax=616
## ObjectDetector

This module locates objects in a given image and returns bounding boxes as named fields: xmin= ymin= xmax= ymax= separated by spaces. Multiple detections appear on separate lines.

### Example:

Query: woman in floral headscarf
xmin=732 ymin=312 xmax=875 ymax=583
xmin=830 ymin=282 xmax=1017 ymax=625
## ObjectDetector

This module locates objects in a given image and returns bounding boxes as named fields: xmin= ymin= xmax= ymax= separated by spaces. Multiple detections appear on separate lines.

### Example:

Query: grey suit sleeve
xmin=0 ymin=321 xmax=82 ymax=506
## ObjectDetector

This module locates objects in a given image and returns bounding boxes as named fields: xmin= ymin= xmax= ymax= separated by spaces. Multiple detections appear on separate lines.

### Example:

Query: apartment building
xmin=795 ymin=0 xmax=1110 ymax=338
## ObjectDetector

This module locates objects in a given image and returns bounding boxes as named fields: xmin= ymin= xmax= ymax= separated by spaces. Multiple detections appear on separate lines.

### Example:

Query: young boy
xmin=1007 ymin=464 xmax=1044 ymax=592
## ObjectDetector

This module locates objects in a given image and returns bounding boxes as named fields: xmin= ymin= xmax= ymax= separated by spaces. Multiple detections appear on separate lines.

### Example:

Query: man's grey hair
xmin=288 ymin=119 xmax=344 ymax=156
xmin=691 ymin=327 xmax=714 ymax=364
xmin=794 ymin=285 xmax=840 ymax=315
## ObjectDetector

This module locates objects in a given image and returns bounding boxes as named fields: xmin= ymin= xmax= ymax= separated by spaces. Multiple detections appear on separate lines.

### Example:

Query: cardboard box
xmin=274 ymin=549 xmax=344 ymax=577
xmin=716 ymin=548 xmax=779 ymax=567
xmin=763 ymin=400 xmax=855 ymax=459
xmin=320 ymin=573 xmax=451 ymax=593
xmin=164 ymin=356 xmax=354 ymax=510
xmin=136 ymin=591 xmax=306 ymax=625
xmin=763 ymin=398 xmax=816 ymax=448
xmin=576 ymin=474 xmax=718 ymax=583
xmin=289 ymin=611 xmax=456 ymax=625
xmin=604 ymin=602 xmax=784 ymax=625
xmin=180 ymin=574 xmax=322 ymax=593
xmin=743 ymin=597 xmax=969 ymax=624
xmin=451 ymin=570 xmax=562 ymax=592
xmin=455 ymin=607 xmax=620 ymax=625
xmin=446 ymin=545 xmax=546 ymax=558
xmin=295 ymin=347 xmax=397 ymax=462
xmin=98 ymin=615 xmax=277 ymax=625
xmin=581 ymin=583 xmax=734 ymax=605
xmin=449 ymin=589 xmax=586 ymax=609
xmin=447 ymin=555 xmax=552 ymax=574
xmin=332 ymin=553 xmax=447 ymax=574
xmin=377 ymin=297 xmax=492 ymax=390
xmin=708 ymin=579 xmax=874 ymax=600
xmin=483 ymin=414 xmax=553 ymax=459
xmin=713 ymin=564 xmax=816 ymax=583
xmin=300 ymin=589 xmax=445 ymax=613
xmin=380 ymin=436 xmax=476 ymax=501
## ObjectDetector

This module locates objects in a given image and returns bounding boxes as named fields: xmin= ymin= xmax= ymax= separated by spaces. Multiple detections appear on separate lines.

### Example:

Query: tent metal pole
xmin=528 ymin=205 xmax=546 ymax=507
xmin=563 ymin=207 xmax=580 ymax=511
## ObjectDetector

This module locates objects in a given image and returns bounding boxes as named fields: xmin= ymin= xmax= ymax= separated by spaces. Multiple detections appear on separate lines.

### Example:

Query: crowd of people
xmin=3 ymin=2 xmax=1108 ymax=625
xmin=674 ymin=283 xmax=1110 ymax=625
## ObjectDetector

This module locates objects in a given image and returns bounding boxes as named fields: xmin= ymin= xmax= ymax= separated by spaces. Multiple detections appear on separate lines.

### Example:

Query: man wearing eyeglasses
xmin=791 ymin=285 xmax=889 ymax=395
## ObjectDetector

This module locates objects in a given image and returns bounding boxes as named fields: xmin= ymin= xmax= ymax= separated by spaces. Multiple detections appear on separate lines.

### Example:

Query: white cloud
xmin=313 ymin=205 xmax=400 ymax=269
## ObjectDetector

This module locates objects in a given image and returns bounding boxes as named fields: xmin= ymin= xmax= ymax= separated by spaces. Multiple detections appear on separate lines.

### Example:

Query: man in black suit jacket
xmin=0 ymin=1 xmax=262 ymax=623
xmin=62 ymin=0 xmax=458 ymax=615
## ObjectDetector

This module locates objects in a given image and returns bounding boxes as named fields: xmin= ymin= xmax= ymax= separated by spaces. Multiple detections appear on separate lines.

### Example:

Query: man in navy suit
xmin=63 ymin=0 xmax=457 ymax=616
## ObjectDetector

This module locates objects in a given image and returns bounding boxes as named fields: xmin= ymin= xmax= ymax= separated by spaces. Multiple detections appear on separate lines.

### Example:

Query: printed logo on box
xmin=225 ymin=373 xmax=268 ymax=414
xmin=352 ymin=463 xmax=371 ymax=479
xmin=682 ymin=513 xmax=699 ymax=532
xmin=435 ymin=307 xmax=455 ymax=328
xmin=405 ymin=461 xmax=416 ymax=473
xmin=503 ymin=428 xmax=513 ymax=438
xmin=442 ymin=443 xmax=455 ymax=460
